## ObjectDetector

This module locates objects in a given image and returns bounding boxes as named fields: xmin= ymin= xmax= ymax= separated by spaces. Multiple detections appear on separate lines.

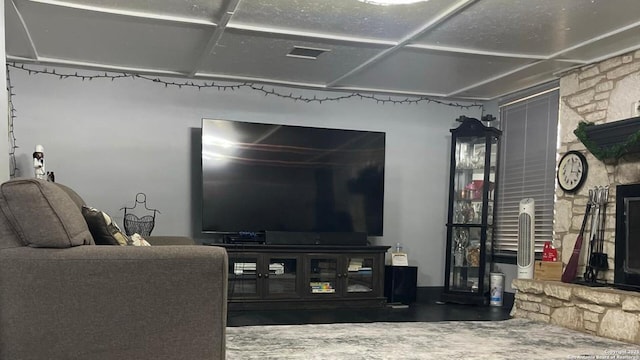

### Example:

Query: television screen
xmin=202 ymin=119 xmax=385 ymax=236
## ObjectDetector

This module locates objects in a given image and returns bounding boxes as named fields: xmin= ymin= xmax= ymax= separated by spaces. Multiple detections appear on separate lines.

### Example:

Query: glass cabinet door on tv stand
xmin=442 ymin=116 xmax=501 ymax=305
xmin=306 ymin=254 xmax=381 ymax=297
xmin=228 ymin=253 xmax=301 ymax=300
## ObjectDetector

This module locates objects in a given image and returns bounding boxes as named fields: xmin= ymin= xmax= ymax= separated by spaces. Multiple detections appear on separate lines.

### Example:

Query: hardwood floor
xmin=227 ymin=301 xmax=512 ymax=327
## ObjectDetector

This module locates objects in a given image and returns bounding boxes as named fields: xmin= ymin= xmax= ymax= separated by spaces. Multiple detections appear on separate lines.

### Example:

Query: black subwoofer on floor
xmin=384 ymin=265 xmax=417 ymax=305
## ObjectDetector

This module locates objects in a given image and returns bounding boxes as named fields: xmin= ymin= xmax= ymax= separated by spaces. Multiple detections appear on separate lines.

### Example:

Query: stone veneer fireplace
xmin=511 ymin=279 xmax=640 ymax=344
xmin=510 ymin=51 xmax=640 ymax=344
xmin=554 ymin=49 xmax=640 ymax=284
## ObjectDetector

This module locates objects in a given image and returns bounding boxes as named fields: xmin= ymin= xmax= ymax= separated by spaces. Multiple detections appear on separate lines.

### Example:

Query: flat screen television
xmin=201 ymin=119 xmax=385 ymax=236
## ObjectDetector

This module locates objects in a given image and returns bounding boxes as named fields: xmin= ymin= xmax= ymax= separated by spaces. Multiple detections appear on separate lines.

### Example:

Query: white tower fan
xmin=517 ymin=198 xmax=535 ymax=279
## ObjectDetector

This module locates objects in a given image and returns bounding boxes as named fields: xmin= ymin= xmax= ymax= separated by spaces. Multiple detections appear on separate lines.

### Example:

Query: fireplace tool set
xmin=583 ymin=186 xmax=609 ymax=284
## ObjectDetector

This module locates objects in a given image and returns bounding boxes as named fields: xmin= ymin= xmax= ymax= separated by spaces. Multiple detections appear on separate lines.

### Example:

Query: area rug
xmin=227 ymin=318 xmax=640 ymax=359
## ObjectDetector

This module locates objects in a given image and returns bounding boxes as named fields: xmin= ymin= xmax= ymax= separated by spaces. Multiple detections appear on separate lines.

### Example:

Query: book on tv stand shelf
xmin=310 ymin=282 xmax=335 ymax=293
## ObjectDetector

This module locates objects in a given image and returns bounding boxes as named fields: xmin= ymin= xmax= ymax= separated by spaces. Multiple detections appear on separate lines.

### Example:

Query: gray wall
xmin=9 ymin=66 xmax=482 ymax=287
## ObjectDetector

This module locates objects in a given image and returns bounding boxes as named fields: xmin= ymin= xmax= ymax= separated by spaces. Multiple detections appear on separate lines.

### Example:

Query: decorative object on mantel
xmin=574 ymin=117 xmax=640 ymax=162
xmin=120 ymin=193 xmax=159 ymax=237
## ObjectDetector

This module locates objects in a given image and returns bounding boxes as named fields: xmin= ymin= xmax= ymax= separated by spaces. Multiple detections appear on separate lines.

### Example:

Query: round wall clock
xmin=557 ymin=150 xmax=588 ymax=193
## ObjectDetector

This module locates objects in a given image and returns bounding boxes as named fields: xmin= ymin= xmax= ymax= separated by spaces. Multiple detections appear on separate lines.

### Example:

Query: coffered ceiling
xmin=6 ymin=0 xmax=640 ymax=100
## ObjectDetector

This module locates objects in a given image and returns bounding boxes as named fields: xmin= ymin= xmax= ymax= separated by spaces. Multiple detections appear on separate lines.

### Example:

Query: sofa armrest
xmin=0 ymin=245 xmax=228 ymax=360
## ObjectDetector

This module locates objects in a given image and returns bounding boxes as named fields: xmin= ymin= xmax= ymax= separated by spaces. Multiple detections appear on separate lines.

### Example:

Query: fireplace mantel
xmin=574 ymin=116 xmax=640 ymax=162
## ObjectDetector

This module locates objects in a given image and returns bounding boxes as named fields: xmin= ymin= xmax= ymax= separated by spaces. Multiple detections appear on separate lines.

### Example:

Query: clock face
xmin=557 ymin=151 xmax=588 ymax=192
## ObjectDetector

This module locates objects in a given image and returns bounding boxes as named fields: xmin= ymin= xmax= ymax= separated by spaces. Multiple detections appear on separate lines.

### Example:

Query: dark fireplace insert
xmin=615 ymin=183 xmax=640 ymax=291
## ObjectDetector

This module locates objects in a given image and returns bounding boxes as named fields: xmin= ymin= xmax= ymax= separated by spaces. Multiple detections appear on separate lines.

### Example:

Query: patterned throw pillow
xmin=81 ymin=206 xmax=131 ymax=246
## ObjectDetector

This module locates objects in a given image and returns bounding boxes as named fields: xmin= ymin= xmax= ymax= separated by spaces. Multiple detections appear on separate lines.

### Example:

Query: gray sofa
xmin=0 ymin=178 xmax=228 ymax=360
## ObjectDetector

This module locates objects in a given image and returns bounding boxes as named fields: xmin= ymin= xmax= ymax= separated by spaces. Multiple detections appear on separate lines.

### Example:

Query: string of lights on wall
xmin=6 ymin=65 xmax=18 ymax=178
xmin=7 ymin=62 xmax=483 ymax=108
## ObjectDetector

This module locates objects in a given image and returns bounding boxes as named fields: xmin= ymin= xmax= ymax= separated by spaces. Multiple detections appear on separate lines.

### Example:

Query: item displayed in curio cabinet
xmin=453 ymin=228 xmax=469 ymax=266
xmin=454 ymin=243 xmax=465 ymax=267
xmin=464 ymin=180 xmax=494 ymax=200
xmin=465 ymin=243 xmax=480 ymax=267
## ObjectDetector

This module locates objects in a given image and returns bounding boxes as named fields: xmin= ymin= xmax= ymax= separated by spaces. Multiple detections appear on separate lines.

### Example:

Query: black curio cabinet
xmin=442 ymin=116 xmax=501 ymax=305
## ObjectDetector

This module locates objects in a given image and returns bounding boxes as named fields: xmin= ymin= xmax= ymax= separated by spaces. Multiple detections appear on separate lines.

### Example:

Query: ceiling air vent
xmin=286 ymin=46 xmax=330 ymax=60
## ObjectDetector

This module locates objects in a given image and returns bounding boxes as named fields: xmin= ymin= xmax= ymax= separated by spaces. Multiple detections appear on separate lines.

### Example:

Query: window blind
xmin=494 ymin=88 xmax=559 ymax=254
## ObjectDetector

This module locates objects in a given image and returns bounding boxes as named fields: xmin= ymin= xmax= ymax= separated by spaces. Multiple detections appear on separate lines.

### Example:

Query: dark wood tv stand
xmin=218 ymin=244 xmax=391 ymax=310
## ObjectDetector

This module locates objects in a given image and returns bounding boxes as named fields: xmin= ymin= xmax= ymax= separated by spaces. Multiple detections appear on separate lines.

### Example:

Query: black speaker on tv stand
xmin=265 ymin=231 xmax=368 ymax=246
